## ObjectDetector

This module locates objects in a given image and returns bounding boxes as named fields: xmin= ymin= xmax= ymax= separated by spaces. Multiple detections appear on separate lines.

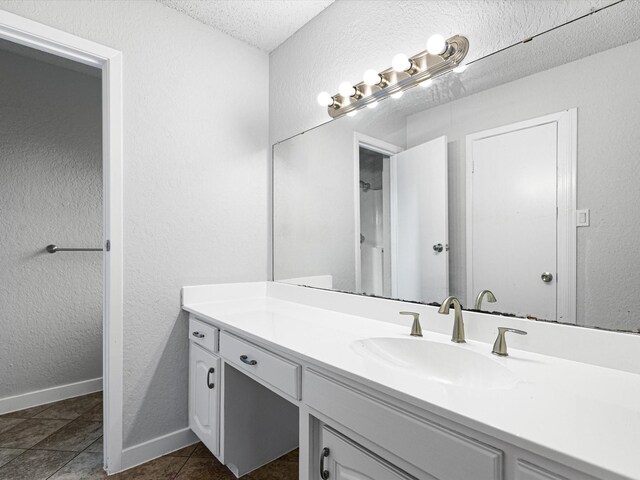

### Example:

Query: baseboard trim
xmin=120 ymin=427 xmax=198 ymax=473
xmin=0 ymin=377 xmax=103 ymax=415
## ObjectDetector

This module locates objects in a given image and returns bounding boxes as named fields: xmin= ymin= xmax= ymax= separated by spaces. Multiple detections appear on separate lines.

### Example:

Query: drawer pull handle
xmin=240 ymin=355 xmax=257 ymax=366
xmin=320 ymin=447 xmax=330 ymax=479
xmin=192 ymin=331 xmax=205 ymax=339
xmin=207 ymin=367 xmax=215 ymax=389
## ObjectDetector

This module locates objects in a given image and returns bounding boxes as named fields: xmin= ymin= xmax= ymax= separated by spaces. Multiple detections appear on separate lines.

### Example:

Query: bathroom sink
xmin=351 ymin=337 xmax=519 ymax=390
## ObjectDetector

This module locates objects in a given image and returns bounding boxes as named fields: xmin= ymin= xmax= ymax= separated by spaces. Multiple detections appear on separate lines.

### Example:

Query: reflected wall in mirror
xmin=273 ymin=1 xmax=640 ymax=333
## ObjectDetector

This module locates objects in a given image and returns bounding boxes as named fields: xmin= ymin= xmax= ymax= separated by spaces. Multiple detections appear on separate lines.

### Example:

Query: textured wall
xmin=0 ymin=0 xmax=269 ymax=448
xmin=0 ymin=49 xmax=102 ymax=399
xmin=269 ymin=0 xmax=614 ymax=144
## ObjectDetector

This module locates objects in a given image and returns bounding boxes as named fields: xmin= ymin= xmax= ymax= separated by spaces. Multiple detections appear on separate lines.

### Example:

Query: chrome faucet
xmin=438 ymin=296 xmax=465 ymax=343
xmin=474 ymin=289 xmax=497 ymax=310
xmin=399 ymin=311 xmax=422 ymax=337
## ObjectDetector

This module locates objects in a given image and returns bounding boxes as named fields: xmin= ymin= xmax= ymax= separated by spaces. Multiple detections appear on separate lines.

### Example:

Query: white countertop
xmin=183 ymin=290 xmax=640 ymax=480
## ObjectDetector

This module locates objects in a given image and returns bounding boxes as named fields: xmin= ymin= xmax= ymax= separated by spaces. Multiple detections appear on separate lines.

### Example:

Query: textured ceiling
xmin=157 ymin=0 xmax=334 ymax=52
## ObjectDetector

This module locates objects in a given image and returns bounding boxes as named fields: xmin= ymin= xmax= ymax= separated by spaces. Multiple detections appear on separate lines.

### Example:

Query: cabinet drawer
xmin=189 ymin=316 xmax=219 ymax=353
xmin=305 ymin=370 xmax=503 ymax=480
xmin=219 ymin=332 xmax=300 ymax=400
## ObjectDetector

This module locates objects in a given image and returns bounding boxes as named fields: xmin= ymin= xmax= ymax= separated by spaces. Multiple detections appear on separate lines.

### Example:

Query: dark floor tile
xmin=174 ymin=457 xmax=236 ymax=479
xmin=48 ymin=451 xmax=107 ymax=479
xmin=77 ymin=401 xmax=103 ymax=422
xmin=167 ymin=443 xmax=198 ymax=457
xmin=190 ymin=442 xmax=214 ymax=458
xmin=247 ymin=458 xmax=298 ymax=480
xmin=0 ymin=419 xmax=25 ymax=435
xmin=33 ymin=419 xmax=102 ymax=452
xmin=0 ymin=448 xmax=25 ymax=468
xmin=0 ymin=449 xmax=75 ymax=480
xmin=35 ymin=395 xmax=101 ymax=420
xmin=279 ymin=449 xmax=299 ymax=463
xmin=0 ymin=418 xmax=70 ymax=449
xmin=111 ymin=455 xmax=187 ymax=479
xmin=84 ymin=436 xmax=103 ymax=453
xmin=0 ymin=403 xmax=53 ymax=419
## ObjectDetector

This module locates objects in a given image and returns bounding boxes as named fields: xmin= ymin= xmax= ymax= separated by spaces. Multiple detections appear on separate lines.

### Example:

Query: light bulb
xmin=363 ymin=69 xmax=382 ymax=86
xmin=426 ymin=34 xmax=447 ymax=55
xmin=419 ymin=79 xmax=434 ymax=89
xmin=347 ymin=110 xmax=358 ymax=117
xmin=453 ymin=64 xmax=468 ymax=73
xmin=391 ymin=91 xmax=404 ymax=99
xmin=317 ymin=91 xmax=334 ymax=107
xmin=366 ymin=101 xmax=378 ymax=109
xmin=392 ymin=53 xmax=411 ymax=73
xmin=339 ymin=81 xmax=357 ymax=98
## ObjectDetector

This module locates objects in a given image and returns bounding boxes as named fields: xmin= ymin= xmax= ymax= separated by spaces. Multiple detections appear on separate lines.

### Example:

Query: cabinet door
xmin=320 ymin=427 xmax=421 ymax=480
xmin=189 ymin=343 xmax=220 ymax=456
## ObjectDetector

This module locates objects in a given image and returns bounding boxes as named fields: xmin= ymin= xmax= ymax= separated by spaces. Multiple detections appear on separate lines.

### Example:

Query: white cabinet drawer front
xmin=189 ymin=316 xmax=219 ymax=353
xmin=219 ymin=332 xmax=300 ymax=400
xmin=321 ymin=426 xmax=420 ymax=480
xmin=516 ymin=460 xmax=597 ymax=480
xmin=305 ymin=370 xmax=503 ymax=480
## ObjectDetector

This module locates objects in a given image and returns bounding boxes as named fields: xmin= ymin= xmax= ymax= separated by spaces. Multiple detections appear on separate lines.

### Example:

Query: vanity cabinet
xmin=320 ymin=427 xmax=420 ymax=480
xmin=189 ymin=341 xmax=220 ymax=456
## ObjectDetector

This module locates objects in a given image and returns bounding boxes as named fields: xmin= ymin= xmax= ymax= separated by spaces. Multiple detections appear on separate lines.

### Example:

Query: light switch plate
xmin=576 ymin=209 xmax=590 ymax=227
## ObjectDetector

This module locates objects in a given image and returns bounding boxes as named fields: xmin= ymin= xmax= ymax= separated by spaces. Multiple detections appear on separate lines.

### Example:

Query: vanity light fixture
xmin=317 ymin=34 xmax=469 ymax=118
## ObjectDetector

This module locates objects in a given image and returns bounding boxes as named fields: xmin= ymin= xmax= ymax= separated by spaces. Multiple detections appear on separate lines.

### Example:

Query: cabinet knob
xmin=192 ymin=331 xmax=205 ymax=338
xmin=240 ymin=355 xmax=258 ymax=366
xmin=207 ymin=367 xmax=215 ymax=389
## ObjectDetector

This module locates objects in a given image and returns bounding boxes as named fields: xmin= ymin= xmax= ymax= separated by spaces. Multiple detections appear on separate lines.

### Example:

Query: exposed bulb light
xmin=453 ymin=64 xmax=468 ymax=73
xmin=316 ymin=91 xmax=334 ymax=107
xmin=391 ymin=91 xmax=404 ymax=99
xmin=426 ymin=34 xmax=448 ymax=55
xmin=363 ymin=69 xmax=382 ymax=86
xmin=347 ymin=110 xmax=358 ymax=117
xmin=392 ymin=53 xmax=411 ymax=73
xmin=338 ymin=81 xmax=357 ymax=98
xmin=366 ymin=101 xmax=378 ymax=109
xmin=419 ymin=79 xmax=434 ymax=88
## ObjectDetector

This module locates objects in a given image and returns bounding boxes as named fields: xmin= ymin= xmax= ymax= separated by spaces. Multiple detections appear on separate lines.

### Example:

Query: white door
xmin=189 ymin=343 xmax=220 ymax=456
xmin=321 ymin=427 xmax=419 ymax=480
xmin=391 ymin=136 xmax=448 ymax=303
xmin=467 ymin=113 xmax=574 ymax=321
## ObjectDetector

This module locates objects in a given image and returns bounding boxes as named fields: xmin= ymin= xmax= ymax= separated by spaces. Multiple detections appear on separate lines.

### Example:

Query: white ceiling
xmin=157 ymin=0 xmax=335 ymax=52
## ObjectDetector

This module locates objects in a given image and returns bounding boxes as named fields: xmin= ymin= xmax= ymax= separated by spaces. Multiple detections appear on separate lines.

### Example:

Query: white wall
xmin=405 ymin=39 xmax=640 ymax=331
xmin=0 ymin=49 xmax=102 ymax=399
xmin=269 ymin=0 xmax=613 ymax=145
xmin=0 ymin=0 xmax=269 ymax=450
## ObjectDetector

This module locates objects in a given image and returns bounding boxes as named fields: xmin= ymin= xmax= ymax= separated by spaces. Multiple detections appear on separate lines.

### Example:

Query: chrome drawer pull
xmin=240 ymin=355 xmax=257 ymax=366
xmin=192 ymin=331 xmax=205 ymax=338
xmin=320 ymin=447 xmax=330 ymax=479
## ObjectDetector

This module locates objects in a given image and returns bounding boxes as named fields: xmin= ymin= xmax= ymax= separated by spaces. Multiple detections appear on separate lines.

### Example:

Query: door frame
xmin=353 ymin=133 xmax=402 ymax=293
xmin=465 ymin=109 xmax=577 ymax=323
xmin=0 ymin=11 xmax=124 ymax=472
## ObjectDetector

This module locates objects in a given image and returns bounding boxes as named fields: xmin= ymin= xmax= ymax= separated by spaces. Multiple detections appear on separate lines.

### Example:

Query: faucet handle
xmin=492 ymin=327 xmax=527 ymax=356
xmin=399 ymin=311 xmax=422 ymax=337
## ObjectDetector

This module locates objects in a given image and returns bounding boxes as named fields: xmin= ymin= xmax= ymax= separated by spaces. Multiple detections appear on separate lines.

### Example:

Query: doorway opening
xmin=0 ymin=11 xmax=123 ymax=473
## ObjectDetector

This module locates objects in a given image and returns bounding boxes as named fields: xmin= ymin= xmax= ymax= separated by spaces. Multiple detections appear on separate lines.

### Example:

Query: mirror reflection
xmin=273 ymin=2 xmax=640 ymax=333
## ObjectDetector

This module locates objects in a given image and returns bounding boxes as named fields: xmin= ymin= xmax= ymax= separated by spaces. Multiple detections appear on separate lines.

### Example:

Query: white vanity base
xmin=183 ymin=281 xmax=640 ymax=480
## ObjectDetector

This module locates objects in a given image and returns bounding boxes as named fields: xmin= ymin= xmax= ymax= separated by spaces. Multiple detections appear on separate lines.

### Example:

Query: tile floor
xmin=0 ymin=393 xmax=298 ymax=479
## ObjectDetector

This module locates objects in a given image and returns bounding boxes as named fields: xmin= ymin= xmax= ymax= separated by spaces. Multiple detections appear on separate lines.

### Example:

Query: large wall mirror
xmin=273 ymin=1 xmax=640 ymax=333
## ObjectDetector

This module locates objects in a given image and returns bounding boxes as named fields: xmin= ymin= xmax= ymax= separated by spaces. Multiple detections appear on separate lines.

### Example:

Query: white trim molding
xmin=0 ymin=10 xmax=124 ymax=474
xmin=121 ymin=428 xmax=199 ymax=472
xmin=0 ymin=378 xmax=103 ymax=416
xmin=465 ymin=109 xmax=578 ymax=324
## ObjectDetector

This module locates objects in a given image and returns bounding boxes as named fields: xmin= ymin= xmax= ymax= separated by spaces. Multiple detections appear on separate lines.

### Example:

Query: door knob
xmin=541 ymin=272 xmax=553 ymax=283
xmin=433 ymin=243 xmax=443 ymax=253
